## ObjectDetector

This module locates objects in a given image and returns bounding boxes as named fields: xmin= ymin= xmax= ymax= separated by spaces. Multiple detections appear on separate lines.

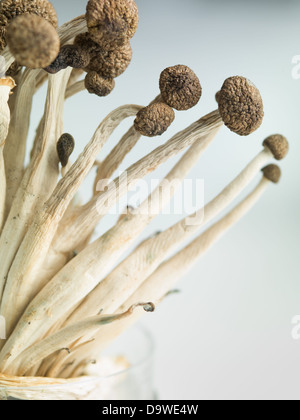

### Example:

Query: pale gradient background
xmin=28 ymin=0 xmax=300 ymax=400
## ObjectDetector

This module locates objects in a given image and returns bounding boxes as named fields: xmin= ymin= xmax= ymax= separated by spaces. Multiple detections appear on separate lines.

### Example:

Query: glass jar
xmin=0 ymin=325 xmax=155 ymax=400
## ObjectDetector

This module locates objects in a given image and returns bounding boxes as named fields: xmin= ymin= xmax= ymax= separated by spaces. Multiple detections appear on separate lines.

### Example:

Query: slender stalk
xmin=7 ymin=303 xmax=153 ymax=376
xmin=0 ymin=105 xmax=142 ymax=339
xmin=2 ymin=15 xmax=87 ymax=214
xmin=47 ymin=110 xmax=223 ymax=273
xmin=0 ymin=69 xmax=72 ymax=309
xmin=61 ymin=176 xmax=271 ymax=377
xmin=64 ymin=147 xmax=272 ymax=327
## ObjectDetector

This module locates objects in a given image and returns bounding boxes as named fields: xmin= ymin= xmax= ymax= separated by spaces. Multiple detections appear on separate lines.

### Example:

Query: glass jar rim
xmin=0 ymin=324 xmax=155 ymax=392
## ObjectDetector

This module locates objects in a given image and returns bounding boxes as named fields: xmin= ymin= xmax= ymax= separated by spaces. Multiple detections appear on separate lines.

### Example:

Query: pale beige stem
xmin=94 ymin=95 xmax=162 ymax=186
xmin=48 ymin=110 xmax=223 ymax=271
xmin=0 ymin=69 xmax=72 ymax=309
xmin=39 ymin=126 xmax=222 ymax=373
xmin=62 ymin=176 xmax=270 ymax=376
xmin=0 ymin=105 xmax=142 ymax=342
xmin=1 ymin=48 xmax=14 ymax=73
xmin=65 ymin=80 xmax=85 ymax=99
xmin=0 ymin=82 xmax=13 ymax=231
xmin=3 ymin=15 xmax=88 ymax=215
xmin=7 ymin=304 xmax=153 ymax=376
xmin=64 ymin=147 xmax=272 ymax=329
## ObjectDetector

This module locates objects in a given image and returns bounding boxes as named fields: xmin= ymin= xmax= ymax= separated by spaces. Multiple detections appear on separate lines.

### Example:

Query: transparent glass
xmin=0 ymin=325 xmax=155 ymax=400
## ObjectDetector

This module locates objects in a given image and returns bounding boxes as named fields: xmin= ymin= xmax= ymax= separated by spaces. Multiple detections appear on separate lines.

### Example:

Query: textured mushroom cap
xmin=6 ymin=14 xmax=60 ymax=68
xmin=262 ymin=164 xmax=281 ymax=184
xmin=134 ymin=103 xmax=175 ymax=137
xmin=86 ymin=0 xmax=138 ymax=49
xmin=57 ymin=133 xmax=75 ymax=167
xmin=44 ymin=45 xmax=90 ymax=74
xmin=85 ymin=72 xmax=115 ymax=97
xmin=215 ymin=91 xmax=220 ymax=103
xmin=75 ymin=33 xmax=132 ymax=78
xmin=159 ymin=65 xmax=202 ymax=111
xmin=263 ymin=134 xmax=289 ymax=160
xmin=218 ymin=76 xmax=264 ymax=136
xmin=0 ymin=0 xmax=58 ymax=50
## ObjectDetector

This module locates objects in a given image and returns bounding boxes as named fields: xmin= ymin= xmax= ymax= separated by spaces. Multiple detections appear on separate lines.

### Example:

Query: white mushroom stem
xmin=6 ymin=303 xmax=154 ymax=377
xmin=0 ymin=69 xmax=72 ymax=307
xmin=32 ymin=111 xmax=223 ymax=297
xmin=38 ymin=125 xmax=222 ymax=373
xmin=0 ymin=117 xmax=221 ymax=369
xmin=48 ymin=110 xmax=223 ymax=270
xmin=65 ymin=80 xmax=85 ymax=99
xmin=61 ymin=175 xmax=271 ymax=376
xmin=0 ymin=105 xmax=142 ymax=340
xmin=2 ymin=15 xmax=87 ymax=215
xmin=94 ymin=95 xmax=162 ymax=184
xmin=1 ymin=47 xmax=14 ymax=73
xmin=0 ymin=80 xmax=14 ymax=231
xmin=64 ymin=146 xmax=273 ymax=327
xmin=0 ymin=142 xmax=269 ymax=371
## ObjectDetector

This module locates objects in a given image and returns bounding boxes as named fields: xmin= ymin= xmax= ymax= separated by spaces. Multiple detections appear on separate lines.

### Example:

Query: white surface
xmin=29 ymin=0 xmax=300 ymax=400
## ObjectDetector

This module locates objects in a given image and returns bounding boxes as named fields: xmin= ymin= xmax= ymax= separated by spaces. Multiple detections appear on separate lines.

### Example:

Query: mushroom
xmin=86 ymin=0 xmax=139 ymax=49
xmin=6 ymin=14 xmax=60 ymax=69
xmin=85 ymin=72 xmax=115 ymax=97
xmin=74 ymin=33 xmax=132 ymax=78
xmin=159 ymin=65 xmax=202 ymax=111
xmin=262 ymin=164 xmax=282 ymax=184
xmin=44 ymin=44 xmax=90 ymax=74
xmin=90 ymin=166 xmax=283 ymax=357
xmin=134 ymin=102 xmax=175 ymax=137
xmin=0 ymin=0 xmax=58 ymax=51
xmin=57 ymin=133 xmax=75 ymax=168
xmin=218 ymin=76 xmax=264 ymax=136
xmin=263 ymin=134 xmax=289 ymax=160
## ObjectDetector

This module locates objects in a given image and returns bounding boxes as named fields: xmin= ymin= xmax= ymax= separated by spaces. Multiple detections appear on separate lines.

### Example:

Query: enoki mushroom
xmin=0 ymin=0 xmax=289 ymax=395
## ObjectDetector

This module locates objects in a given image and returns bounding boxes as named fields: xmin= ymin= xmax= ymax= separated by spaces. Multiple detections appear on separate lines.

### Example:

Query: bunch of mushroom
xmin=0 ymin=0 xmax=290 ymax=391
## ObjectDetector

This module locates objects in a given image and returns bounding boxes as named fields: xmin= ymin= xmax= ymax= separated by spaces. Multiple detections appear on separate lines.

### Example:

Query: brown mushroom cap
xmin=262 ymin=164 xmax=281 ymax=184
xmin=74 ymin=33 xmax=132 ymax=78
xmin=159 ymin=65 xmax=202 ymax=111
xmin=0 ymin=0 xmax=58 ymax=51
xmin=86 ymin=0 xmax=138 ymax=49
xmin=85 ymin=72 xmax=115 ymax=97
xmin=218 ymin=76 xmax=264 ymax=136
xmin=6 ymin=14 xmax=60 ymax=69
xmin=134 ymin=103 xmax=175 ymax=137
xmin=263 ymin=134 xmax=289 ymax=160
xmin=57 ymin=133 xmax=75 ymax=168
xmin=44 ymin=45 xmax=91 ymax=74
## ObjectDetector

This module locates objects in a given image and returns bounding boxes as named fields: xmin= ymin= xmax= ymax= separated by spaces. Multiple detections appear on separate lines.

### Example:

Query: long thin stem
xmin=6 ymin=303 xmax=153 ymax=376
xmin=61 ymin=176 xmax=270 ymax=377
xmin=64 ymin=147 xmax=272 ymax=327
xmin=47 ymin=110 xmax=223 ymax=275
xmin=0 ymin=105 xmax=142 ymax=339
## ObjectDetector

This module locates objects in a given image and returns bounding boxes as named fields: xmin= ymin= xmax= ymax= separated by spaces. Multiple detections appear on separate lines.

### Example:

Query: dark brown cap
xmin=218 ymin=76 xmax=264 ymax=136
xmin=57 ymin=133 xmax=75 ymax=167
xmin=159 ymin=65 xmax=202 ymax=111
xmin=85 ymin=72 xmax=115 ymax=97
xmin=0 ymin=0 xmax=58 ymax=51
xmin=134 ymin=103 xmax=175 ymax=137
xmin=75 ymin=33 xmax=132 ymax=79
xmin=263 ymin=134 xmax=289 ymax=160
xmin=6 ymin=14 xmax=60 ymax=69
xmin=44 ymin=44 xmax=90 ymax=74
xmin=262 ymin=164 xmax=281 ymax=183
xmin=86 ymin=0 xmax=138 ymax=49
